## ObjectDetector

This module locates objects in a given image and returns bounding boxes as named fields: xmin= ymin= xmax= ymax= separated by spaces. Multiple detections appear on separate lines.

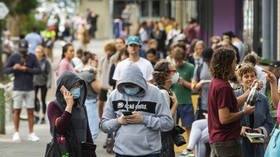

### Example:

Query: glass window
xmin=152 ymin=0 xmax=160 ymax=17
xmin=141 ymin=1 xmax=149 ymax=17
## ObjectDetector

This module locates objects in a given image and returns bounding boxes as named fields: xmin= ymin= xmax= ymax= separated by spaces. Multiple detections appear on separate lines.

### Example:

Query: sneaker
xmin=12 ymin=132 xmax=21 ymax=142
xmin=180 ymin=149 xmax=195 ymax=157
xmin=27 ymin=132 xmax=40 ymax=142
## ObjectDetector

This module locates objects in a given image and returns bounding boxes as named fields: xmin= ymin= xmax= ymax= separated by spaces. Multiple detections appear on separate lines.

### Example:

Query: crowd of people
xmin=54 ymin=30 xmax=279 ymax=157
xmin=2 ymin=12 xmax=280 ymax=157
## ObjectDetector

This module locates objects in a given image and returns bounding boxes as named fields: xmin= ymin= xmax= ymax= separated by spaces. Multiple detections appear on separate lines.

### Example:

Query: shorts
xmin=98 ymin=89 xmax=108 ymax=102
xmin=12 ymin=90 xmax=35 ymax=109
xmin=176 ymin=104 xmax=194 ymax=128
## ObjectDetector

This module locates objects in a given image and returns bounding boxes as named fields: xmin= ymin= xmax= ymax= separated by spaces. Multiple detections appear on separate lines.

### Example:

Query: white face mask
xmin=171 ymin=72 xmax=179 ymax=84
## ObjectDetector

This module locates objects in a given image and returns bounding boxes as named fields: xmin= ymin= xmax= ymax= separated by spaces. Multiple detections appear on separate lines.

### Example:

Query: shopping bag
xmin=45 ymin=136 xmax=70 ymax=157
xmin=264 ymin=127 xmax=280 ymax=157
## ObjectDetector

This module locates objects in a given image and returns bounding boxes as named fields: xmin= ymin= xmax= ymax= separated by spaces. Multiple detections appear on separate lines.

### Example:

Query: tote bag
xmin=264 ymin=102 xmax=280 ymax=157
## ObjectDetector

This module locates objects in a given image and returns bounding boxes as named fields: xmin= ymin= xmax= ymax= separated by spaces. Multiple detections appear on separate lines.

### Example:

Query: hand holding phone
xmin=122 ymin=111 xmax=132 ymax=116
xmin=60 ymin=85 xmax=68 ymax=93
xmin=60 ymin=85 xmax=74 ymax=109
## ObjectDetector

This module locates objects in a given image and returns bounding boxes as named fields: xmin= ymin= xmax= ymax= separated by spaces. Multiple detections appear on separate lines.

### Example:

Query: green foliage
xmin=18 ymin=12 xmax=47 ymax=35
xmin=1 ymin=0 xmax=38 ymax=16
xmin=19 ymin=14 xmax=36 ymax=35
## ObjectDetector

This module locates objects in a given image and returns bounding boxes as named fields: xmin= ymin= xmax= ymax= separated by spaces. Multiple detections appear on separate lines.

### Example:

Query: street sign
xmin=0 ymin=3 xmax=9 ymax=20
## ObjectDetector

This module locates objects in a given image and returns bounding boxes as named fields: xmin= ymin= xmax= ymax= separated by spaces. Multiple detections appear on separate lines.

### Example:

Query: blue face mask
xmin=123 ymin=86 xmax=140 ymax=96
xmin=70 ymin=87 xmax=81 ymax=99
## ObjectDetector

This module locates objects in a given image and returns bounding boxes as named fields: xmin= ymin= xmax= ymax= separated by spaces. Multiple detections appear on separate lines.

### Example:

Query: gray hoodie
xmin=100 ymin=63 xmax=174 ymax=156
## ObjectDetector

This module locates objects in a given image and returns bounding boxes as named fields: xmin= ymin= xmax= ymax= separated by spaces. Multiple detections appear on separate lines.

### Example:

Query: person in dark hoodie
xmin=47 ymin=71 xmax=96 ymax=157
xmin=101 ymin=63 xmax=174 ymax=157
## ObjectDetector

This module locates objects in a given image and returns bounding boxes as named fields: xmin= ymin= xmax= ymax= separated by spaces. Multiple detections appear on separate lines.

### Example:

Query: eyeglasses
xmin=72 ymin=82 xmax=82 ymax=89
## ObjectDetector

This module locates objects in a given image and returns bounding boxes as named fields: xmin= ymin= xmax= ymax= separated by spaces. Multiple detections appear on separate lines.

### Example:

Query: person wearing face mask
xmin=47 ymin=71 xmax=96 ymax=157
xmin=153 ymin=61 xmax=179 ymax=157
xmin=5 ymin=39 xmax=41 ymax=142
xmin=101 ymin=63 xmax=174 ymax=157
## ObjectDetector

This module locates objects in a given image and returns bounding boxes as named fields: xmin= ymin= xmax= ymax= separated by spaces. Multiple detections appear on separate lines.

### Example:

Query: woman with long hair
xmin=33 ymin=45 xmax=52 ymax=124
xmin=56 ymin=43 xmax=75 ymax=77
xmin=153 ymin=61 xmax=179 ymax=157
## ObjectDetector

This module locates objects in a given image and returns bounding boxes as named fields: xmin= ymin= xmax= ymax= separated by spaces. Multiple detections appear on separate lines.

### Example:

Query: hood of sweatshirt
xmin=55 ymin=71 xmax=87 ymax=109
xmin=117 ymin=63 xmax=148 ymax=97
xmin=101 ymin=63 xmax=174 ymax=156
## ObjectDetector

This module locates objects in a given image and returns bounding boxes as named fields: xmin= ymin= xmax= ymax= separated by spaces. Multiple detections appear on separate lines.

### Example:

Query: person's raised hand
xmin=262 ymin=69 xmax=277 ymax=84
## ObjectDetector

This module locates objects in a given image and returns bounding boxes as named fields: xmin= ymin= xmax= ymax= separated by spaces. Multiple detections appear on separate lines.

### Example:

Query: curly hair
xmin=210 ymin=47 xmax=236 ymax=81
xmin=235 ymin=63 xmax=257 ymax=81
xmin=153 ymin=61 xmax=171 ymax=87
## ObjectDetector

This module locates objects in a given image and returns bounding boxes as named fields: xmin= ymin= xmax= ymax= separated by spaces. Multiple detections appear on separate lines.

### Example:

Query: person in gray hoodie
xmin=100 ymin=63 xmax=174 ymax=157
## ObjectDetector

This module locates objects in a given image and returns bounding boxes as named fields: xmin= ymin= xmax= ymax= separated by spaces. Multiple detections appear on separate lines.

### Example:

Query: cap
xmin=176 ymin=34 xmax=186 ymax=41
xmin=18 ymin=39 xmax=29 ymax=52
xmin=127 ymin=36 xmax=142 ymax=46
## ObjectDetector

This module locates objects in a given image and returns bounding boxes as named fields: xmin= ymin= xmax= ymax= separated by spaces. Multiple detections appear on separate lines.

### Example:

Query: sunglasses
xmin=168 ymin=69 xmax=177 ymax=73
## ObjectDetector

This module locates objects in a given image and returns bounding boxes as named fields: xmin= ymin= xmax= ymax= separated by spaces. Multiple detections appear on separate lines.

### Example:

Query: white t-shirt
xmin=278 ymin=78 xmax=280 ymax=94
xmin=113 ymin=58 xmax=154 ymax=81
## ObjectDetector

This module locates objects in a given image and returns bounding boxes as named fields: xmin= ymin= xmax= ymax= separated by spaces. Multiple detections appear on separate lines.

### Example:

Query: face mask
xmin=123 ymin=86 xmax=140 ymax=96
xmin=70 ymin=87 xmax=81 ymax=99
xmin=171 ymin=72 xmax=179 ymax=84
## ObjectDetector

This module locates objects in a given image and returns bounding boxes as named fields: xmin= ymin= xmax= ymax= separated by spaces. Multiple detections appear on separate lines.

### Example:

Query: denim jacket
xmin=235 ymin=87 xmax=274 ymax=136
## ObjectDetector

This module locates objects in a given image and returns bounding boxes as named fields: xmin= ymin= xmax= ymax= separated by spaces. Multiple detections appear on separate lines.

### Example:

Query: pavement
xmin=0 ymin=39 xmax=185 ymax=157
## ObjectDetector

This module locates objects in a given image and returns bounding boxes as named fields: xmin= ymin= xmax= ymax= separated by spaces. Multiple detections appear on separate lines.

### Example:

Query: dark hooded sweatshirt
xmin=47 ymin=71 xmax=93 ymax=144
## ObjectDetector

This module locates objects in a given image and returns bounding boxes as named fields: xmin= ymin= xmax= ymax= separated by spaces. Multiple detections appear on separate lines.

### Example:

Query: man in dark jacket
xmin=5 ymin=39 xmax=41 ymax=142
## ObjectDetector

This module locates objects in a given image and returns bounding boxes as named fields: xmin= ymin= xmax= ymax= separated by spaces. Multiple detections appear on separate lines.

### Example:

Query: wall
xmin=79 ymin=0 xmax=111 ymax=39
xmin=213 ymin=0 xmax=240 ymax=36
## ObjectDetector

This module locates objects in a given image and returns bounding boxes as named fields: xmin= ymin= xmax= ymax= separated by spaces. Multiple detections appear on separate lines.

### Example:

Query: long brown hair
xmin=210 ymin=47 xmax=236 ymax=81
xmin=153 ymin=61 xmax=171 ymax=87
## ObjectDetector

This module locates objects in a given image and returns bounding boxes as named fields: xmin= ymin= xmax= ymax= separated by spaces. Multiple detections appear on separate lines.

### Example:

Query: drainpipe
xmin=262 ymin=0 xmax=271 ymax=60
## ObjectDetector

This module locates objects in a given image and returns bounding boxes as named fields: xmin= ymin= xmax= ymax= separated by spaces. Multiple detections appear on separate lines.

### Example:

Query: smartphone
xmin=60 ymin=85 xmax=68 ymax=93
xmin=122 ymin=111 xmax=132 ymax=116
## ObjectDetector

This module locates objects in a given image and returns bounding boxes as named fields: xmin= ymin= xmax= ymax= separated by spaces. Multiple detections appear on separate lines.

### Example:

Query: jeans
xmin=85 ymin=99 xmax=99 ymax=140
xmin=188 ymin=119 xmax=209 ymax=157
xmin=116 ymin=153 xmax=160 ymax=157
xmin=34 ymin=85 xmax=48 ymax=114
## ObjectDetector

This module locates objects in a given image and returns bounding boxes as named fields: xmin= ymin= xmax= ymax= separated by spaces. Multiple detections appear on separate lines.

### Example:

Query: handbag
xmin=172 ymin=125 xmax=186 ymax=146
xmin=45 ymin=128 xmax=70 ymax=157
xmin=264 ymin=125 xmax=280 ymax=157
xmin=81 ymin=142 xmax=97 ymax=157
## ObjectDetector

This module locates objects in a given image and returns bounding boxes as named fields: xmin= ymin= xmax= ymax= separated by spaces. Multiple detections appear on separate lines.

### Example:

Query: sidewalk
xmin=0 ymin=120 xmax=115 ymax=157
xmin=0 ymin=39 xmax=186 ymax=157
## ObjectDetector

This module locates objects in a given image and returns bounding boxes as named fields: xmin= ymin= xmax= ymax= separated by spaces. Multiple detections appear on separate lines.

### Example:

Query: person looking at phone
xmin=235 ymin=63 xmax=273 ymax=157
xmin=5 ymin=39 xmax=41 ymax=142
xmin=100 ymin=63 xmax=174 ymax=157
xmin=47 ymin=71 xmax=96 ymax=157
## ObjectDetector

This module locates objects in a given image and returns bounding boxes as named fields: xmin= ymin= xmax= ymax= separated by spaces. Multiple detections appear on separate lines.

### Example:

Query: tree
xmin=0 ymin=0 xmax=38 ymax=134
xmin=0 ymin=0 xmax=38 ymax=82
